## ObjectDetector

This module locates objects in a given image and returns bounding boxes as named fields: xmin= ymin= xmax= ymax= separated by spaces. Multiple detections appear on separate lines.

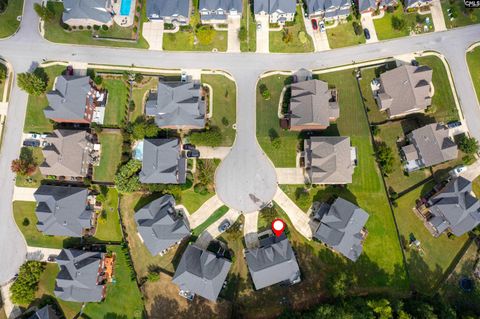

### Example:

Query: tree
xmin=458 ymin=135 xmax=479 ymax=155
xmin=17 ymin=72 xmax=47 ymax=96
xmin=0 ymin=0 xmax=7 ymax=13
xmin=10 ymin=261 xmax=44 ymax=305
xmin=134 ymin=73 xmax=143 ymax=83
xmin=352 ymin=21 xmax=362 ymax=36
xmin=11 ymin=158 xmax=36 ymax=176
xmin=197 ymin=26 xmax=216 ymax=45
xmin=33 ymin=3 xmax=55 ymax=22
xmin=376 ymin=142 xmax=394 ymax=174
xmin=259 ymin=83 xmax=270 ymax=100
xmin=282 ymin=29 xmax=292 ymax=43
xmin=238 ymin=26 xmax=247 ymax=41
xmin=392 ymin=15 xmax=406 ymax=31
xmin=367 ymin=299 xmax=393 ymax=319
xmin=326 ymin=272 xmax=349 ymax=298
xmin=196 ymin=159 xmax=216 ymax=189
xmin=415 ymin=13 xmax=426 ymax=24
xmin=114 ymin=159 xmax=142 ymax=193
xmin=189 ymin=126 xmax=223 ymax=147
xmin=127 ymin=117 xmax=159 ymax=140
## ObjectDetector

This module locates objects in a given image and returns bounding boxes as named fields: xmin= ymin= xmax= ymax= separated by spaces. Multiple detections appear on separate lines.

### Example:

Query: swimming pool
xmin=120 ymin=0 xmax=132 ymax=16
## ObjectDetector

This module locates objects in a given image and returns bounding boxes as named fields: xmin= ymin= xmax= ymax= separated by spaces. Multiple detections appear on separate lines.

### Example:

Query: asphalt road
xmin=0 ymin=0 xmax=479 ymax=284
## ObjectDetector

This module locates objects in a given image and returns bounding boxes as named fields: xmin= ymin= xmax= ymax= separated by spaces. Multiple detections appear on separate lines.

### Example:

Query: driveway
xmin=13 ymin=186 xmax=36 ymax=201
xmin=227 ymin=16 xmax=241 ymax=53
xmin=256 ymin=15 xmax=269 ymax=53
xmin=430 ymin=0 xmax=446 ymax=32
xmin=195 ymin=208 xmax=241 ymax=248
xmin=244 ymin=210 xmax=259 ymax=248
xmin=142 ymin=21 xmax=164 ymax=51
xmin=276 ymin=168 xmax=306 ymax=184
xmin=185 ymin=195 xmax=225 ymax=228
xmin=361 ymin=13 xmax=379 ymax=43
xmin=197 ymin=146 xmax=231 ymax=159
xmin=26 ymin=246 xmax=61 ymax=261
xmin=304 ymin=17 xmax=330 ymax=52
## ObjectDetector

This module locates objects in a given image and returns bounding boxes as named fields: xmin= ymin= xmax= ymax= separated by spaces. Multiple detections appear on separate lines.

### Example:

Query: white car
xmin=449 ymin=165 xmax=467 ymax=177
xmin=319 ymin=22 xmax=325 ymax=32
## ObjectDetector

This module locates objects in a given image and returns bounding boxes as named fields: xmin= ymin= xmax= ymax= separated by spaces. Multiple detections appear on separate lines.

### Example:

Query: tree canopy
xmin=10 ymin=261 xmax=44 ymax=305
xmin=17 ymin=72 xmax=47 ymax=96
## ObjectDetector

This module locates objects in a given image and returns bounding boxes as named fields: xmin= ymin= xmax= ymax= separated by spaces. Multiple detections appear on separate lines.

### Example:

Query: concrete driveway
xmin=304 ymin=16 xmax=330 ymax=52
xmin=276 ymin=168 xmax=306 ymax=184
xmin=256 ymin=15 xmax=269 ymax=53
xmin=197 ymin=146 xmax=231 ymax=159
xmin=430 ymin=0 xmax=446 ymax=31
xmin=244 ymin=210 xmax=259 ymax=248
xmin=195 ymin=208 xmax=241 ymax=248
xmin=142 ymin=21 xmax=164 ymax=51
xmin=227 ymin=16 xmax=241 ymax=53
xmin=361 ymin=13 xmax=379 ymax=43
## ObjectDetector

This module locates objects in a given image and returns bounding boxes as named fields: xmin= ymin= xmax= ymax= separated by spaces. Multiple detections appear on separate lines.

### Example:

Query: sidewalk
xmin=13 ymin=186 xmax=36 ymax=201
xmin=186 ymin=194 xmax=225 ymax=228
xmin=195 ymin=208 xmax=241 ymax=248
xmin=273 ymin=187 xmax=313 ymax=239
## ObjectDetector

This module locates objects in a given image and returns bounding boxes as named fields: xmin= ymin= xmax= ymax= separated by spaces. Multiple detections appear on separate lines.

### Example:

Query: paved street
xmin=0 ymin=0 xmax=479 ymax=284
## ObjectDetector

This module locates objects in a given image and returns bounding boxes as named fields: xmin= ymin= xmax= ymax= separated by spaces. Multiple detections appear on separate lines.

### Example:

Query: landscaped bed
xmin=269 ymin=6 xmax=314 ymax=53
xmin=0 ymin=0 xmax=23 ymax=39
xmin=15 ymin=146 xmax=44 ymax=188
xmin=326 ymin=19 xmax=366 ymax=49
xmin=442 ymin=0 xmax=480 ymax=29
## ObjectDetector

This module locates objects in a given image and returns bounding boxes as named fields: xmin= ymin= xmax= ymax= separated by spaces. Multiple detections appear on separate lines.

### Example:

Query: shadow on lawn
xmin=149 ymin=294 xmax=231 ymax=319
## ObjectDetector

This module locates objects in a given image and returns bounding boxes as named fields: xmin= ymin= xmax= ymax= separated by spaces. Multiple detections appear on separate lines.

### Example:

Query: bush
xmin=259 ymin=83 xmax=270 ymax=100
xmin=93 ymin=75 xmax=103 ymax=85
xmin=458 ymin=135 xmax=479 ymax=155
xmin=93 ymin=25 xmax=100 ymax=31
xmin=22 ymin=218 xmax=30 ymax=226
xmin=79 ymin=25 xmax=84 ymax=30
xmin=391 ymin=15 xmax=406 ymax=31
xmin=346 ymin=14 xmax=353 ymax=22
xmin=371 ymin=125 xmax=380 ymax=136
xmin=17 ymin=72 xmax=47 ymax=96
xmin=197 ymin=26 xmax=216 ymax=45
xmin=10 ymin=261 xmax=44 ymax=305
xmin=376 ymin=142 xmax=394 ymax=174
xmin=133 ymin=26 xmax=138 ymax=33
xmin=102 ymin=25 xmax=109 ymax=31
xmin=238 ymin=26 xmax=247 ymax=41
xmin=194 ymin=183 xmax=209 ymax=195
xmin=134 ymin=15 xmax=139 ymax=23
xmin=415 ymin=14 xmax=426 ymax=24
xmin=298 ymin=31 xmax=307 ymax=44
xmin=87 ymin=25 xmax=92 ymax=30
xmin=136 ymin=6 xmax=141 ymax=12
xmin=147 ymin=272 xmax=160 ymax=282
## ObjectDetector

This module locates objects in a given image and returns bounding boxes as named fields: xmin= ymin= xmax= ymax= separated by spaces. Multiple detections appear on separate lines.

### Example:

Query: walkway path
xmin=195 ymin=208 xmax=241 ymax=248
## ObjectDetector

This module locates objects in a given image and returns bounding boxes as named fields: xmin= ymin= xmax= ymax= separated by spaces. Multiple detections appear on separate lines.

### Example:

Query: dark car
xmin=447 ymin=121 xmax=462 ymax=128
xmin=23 ymin=139 xmax=40 ymax=147
xmin=47 ymin=254 xmax=57 ymax=262
xmin=364 ymin=28 xmax=370 ymax=40
xmin=311 ymin=19 xmax=318 ymax=30
xmin=187 ymin=150 xmax=200 ymax=158
xmin=411 ymin=59 xmax=419 ymax=66
xmin=183 ymin=143 xmax=196 ymax=151
xmin=218 ymin=220 xmax=231 ymax=233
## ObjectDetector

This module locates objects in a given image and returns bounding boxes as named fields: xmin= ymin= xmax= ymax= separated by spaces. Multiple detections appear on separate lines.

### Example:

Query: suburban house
xmin=357 ymin=0 xmax=398 ymax=14
xmin=313 ymin=197 xmax=369 ymax=261
xmin=34 ymin=185 xmax=95 ymax=237
xmin=305 ymin=0 xmax=352 ymax=21
xmin=28 ymin=305 xmax=59 ymax=319
xmin=425 ymin=177 xmax=480 ymax=237
xmin=245 ymin=233 xmax=301 ymax=290
xmin=304 ymin=136 xmax=356 ymax=184
xmin=172 ymin=244 xmax=232 ymax=301
xmin=146 ymin=0 xmax=190 ymax=24
xmin=253 ymin=0 xmax=296 ymax=24
xmin=45 ymin=75 xmax=107 ymax=124
xmin=54 ymin=249 xmax=112 ymax=302
xmin=401 ymin=123 xmax=458 ymax=172
xmin=404 ymin=0 xmax=432 ymax=10
xmin=198 ymin=0 xmax=243 ymax=23
xmin=62 ymin=0 xmax=114 ymax=27
xmin=139 ymin=138 xmax=187 ymax=184
xmin=372 ymin=64 xmax=432 ymax=118
xmin=288 ymin=79 xmax=339 ymax=131
xmin=145 ymin=79 xmax=206 ymax=129
xmin=40 ymin=129 xmax=100 ymax=179
xmin=135 ymin=195 xmax=190 ymax=256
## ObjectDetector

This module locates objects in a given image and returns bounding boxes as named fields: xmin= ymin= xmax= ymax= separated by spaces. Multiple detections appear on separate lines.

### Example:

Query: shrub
xmin=79 ymin=25 xmax=84 ymax=30
xmin=102 ymin=25 xmax=109 ymax=31
xmin=136 ymin=6 xmax=141 ymax=12
xmin=10 ymin=261 xmax=44 ymax=305
xmin=376 ymin=142 xmax=394 ymax=174
xmin=391 ymin=15 xmax=406 ymax=31
xmin=93 ymin=25 xmax=100 ymax=31
xmin=238 ymin=26 xmax=247 ymax=41
xmin=22 ymin=218 xmax=30 ymax=227
xmin=259 ymin=83 xmax=270 ymax=100
xmin=72 ymin=25 xmax=77 ymax=30
xmin=371 ymin=125 xmax=380 ymax=136
xmin=87 ymin=25 xmax=92 ymax=30
xmin=93 ymin=75 xmax=103 ymax=85
xmin=346 ymin=14 xmax=353 ymax=22
xmin=133 ymin=26 xmax=138 ymax=33
xmin=221 ymin=116 xmax=229 ymax=126
xmin=134 ymin=15 xmax=139 ymax=23
xmin=194 ymin=183 xmax=209 ymax=195
xmin=129 ymin=100 xmax=135 ymax=112
xmin=147 ymin=272 xmax=160 ymax=282
xmin=298 ymin=31 xmax=307 ymax=44
xmin=458 ymin=135 xmax=479 ymax=155
xmin=415 ymin=14 xmax=426 ymax=24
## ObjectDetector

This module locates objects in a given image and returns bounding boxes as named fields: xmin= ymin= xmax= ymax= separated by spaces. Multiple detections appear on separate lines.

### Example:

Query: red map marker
xmin=271 ymin=218 xmax=286 ymax=237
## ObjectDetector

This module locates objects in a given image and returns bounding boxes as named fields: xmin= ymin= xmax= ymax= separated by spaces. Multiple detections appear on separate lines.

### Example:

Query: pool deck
xmin=113 ymin=0 xmax=136 ymax=27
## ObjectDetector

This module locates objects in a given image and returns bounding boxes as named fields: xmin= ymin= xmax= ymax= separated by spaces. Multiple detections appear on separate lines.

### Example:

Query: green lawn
xmin=103 ymin=79 xmax=129 ymax=127
xmin=269 ymin=6 xmax=314 ymax=53
xmin=373 ymin=4 xmax=433 ymax=40
xmin=191 ymin=205 xmax=229 ymax=237
xmin=467 ymin=46 xmax=480 ymax=106
xmin=442 ymin=0 xmax=480 ymax=29
xmin=178 ymin=188 xmax=215 ymax=213
xmin=240 ymin=0 xmax=256 ymax=52
xmin=0 ymin=0 xmax=23 ymax=38
xmin=0 ymin=62 xmax=7 ymax=102
xmin=326 ymin=19 xmax=366 ymax=49
xmin=43 ymin=2 xmax=149 ymax=49
xmin=359 ymin=67 xmax=389 ymax=124
xmin=93 ymin=188 xmax=123 ymax=242
xmin=163 ymin=27 xmax=228 ymax=51
xmin=94 ymin=130 xmax=123 ymax=182
xmin=15 ymin=147 xmax=44 ymax=188
xmin=393 ymin=183 xmax=469 ymax=292
xmin=131 ymin=76 xmax=158 ymax=121
xmin=416 ymin=55 xmax=460 ymax=123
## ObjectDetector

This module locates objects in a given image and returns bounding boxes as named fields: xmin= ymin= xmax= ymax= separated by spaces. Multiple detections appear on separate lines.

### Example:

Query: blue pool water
xmin=120 ymin=0 xmax=132 ymax=16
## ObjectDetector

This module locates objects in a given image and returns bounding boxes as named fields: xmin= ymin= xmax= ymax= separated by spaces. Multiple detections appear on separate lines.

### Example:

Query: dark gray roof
xmin=54 ymin=249 xmax=104 ymax=302
xmin=199 ymin=0 xmax=243 ymax=20
xmin=314 ymin=197 xmax=369 ymax=261
xmin=306 ymin=0 xmax=350 ymax=15
xmin=139 ymin=139 xmax=187 ymax=184
xmin=358 ymin=0 xmax=397 ymax=12
xmin=28 ymin=305 xmax=59 ymax=319
xmin=146 ymin=0 xmax=190 ymax=20
xmin=290 ymin=79 xmax=339 ymax=128
xmin=172 ymin=244 xmax=231 ymax=301
xmin=146 ymin=80 xmax=205 ymax=129
xmin=135 ymin=195 xmax=190 ymax=255
xmin=405 ymin=123 xmax=458 ymax=167
xmin=253 ymin=0 xmax=296 ymax=14
xmin=245 ymin=233 xmax=301 ymax=290
xmin=34 ymin=185 xmax=92 ymax=237
xmin=62 ymin=0 xmax=113 ymax=24
xmin=428 ymin=177 xmax=480 ymax=236
xmin=45 ymin=76 xmax=92 ymax=122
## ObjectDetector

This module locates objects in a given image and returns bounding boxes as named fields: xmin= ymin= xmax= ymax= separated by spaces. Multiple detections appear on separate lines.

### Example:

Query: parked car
xmin=364 ymin=28 xmax=370 ymax=40
xmin=447 ymin=121 xmax=462 ymax=128
xmin=23 ymin=139 xmax=40 ymax=147
xmin=311 ymin=19 xmax=318 ymax=30
xmin=186 ymin=150 xmax=200 ymax=158
xmin=47 ymin=254 xmax=57 ymax=262
xmin=182 ymin=143 xmax=196 ymax=151
xmin=411 ymin=59 xmax=419 ymax=66
xmin=319 ymin=21 xmax=325 ymax=32
xmin=218 ymin=220 xmax=231 ymax=233
xmin=449 ymin=165 xmax=467 ymax=177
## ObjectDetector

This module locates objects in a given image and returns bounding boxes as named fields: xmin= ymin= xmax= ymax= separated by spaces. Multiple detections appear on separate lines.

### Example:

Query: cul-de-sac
xmin=0 ymin=0 xmax=480 ymax=318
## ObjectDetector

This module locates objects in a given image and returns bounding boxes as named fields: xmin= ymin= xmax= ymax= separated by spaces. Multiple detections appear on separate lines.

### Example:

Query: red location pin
xmin=271 ymin=218 xmax=286 ymax=237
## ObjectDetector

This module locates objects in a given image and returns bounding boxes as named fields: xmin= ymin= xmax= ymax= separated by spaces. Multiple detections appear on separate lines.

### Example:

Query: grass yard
xmin=163 ymin=27 xmax=228 ymax=52
xmin=23 ymin=65 xmax=66 ymax=133
xmin=191 ymin=206 xmax=229 ymax=237
xmin=43 ymin=2 xmax=149 ymax=49
xmin=93 ymin=188 xmax=123 ymax=242
xmin=416 ymin=55 xmax=460 ymax=123
xmin=467 ymin=46 xmax=480 ymax=105
xmin=179 ymin=188 xmax=216 ymax=213
xmin=15 ymin=147 xmax=44 ymax=188
xmin=326 ymin=19 xmax=366 ymax=49
xmin=0 ymin=62 xmax=7 ymax=102
xmin=0 ymin=0 xmax=23 ymax=38
xmin=240 ymin=0 xmax=256 ymax=52
xmin=93 ymin=130 xmax=123 ymax=182
xmin=442 ymin=0 xmax=480 ymax=29
xmin=269 ymin=6 xmax=314 ymax=53
xmin=359 ymin=67 xmax=389 ymax=124
xmin=102 ymin=78 xmax=129 ymax=127
xmin=373 ymin=4 xmax=433 ymax=40
xmin=393 ymin=183 xmax=470 ymax=292
xmin=131 ymin=76 xmax=158 ymax=121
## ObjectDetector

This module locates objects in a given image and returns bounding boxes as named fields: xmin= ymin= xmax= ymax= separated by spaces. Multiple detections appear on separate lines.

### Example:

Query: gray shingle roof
xmin=428 ymin=177 xmax=480 ymax=236
xmin=146 ymin=0 xmax=190 ymax=20
xmin=314 ymin=197 xmax=369 ymax=261
xmin=172 ymin=244 xmax=231 ymax=301
xmin=253 ymin=0 xmax=296 ymax=14
xmin=28 ymin=305 xmax=59 ymax=319
xmin=289 ymin=79 xmax=339 ymax=128
xmin=135 ymin=195 xmax=190 ymax=255
xmin=404 ymin=123 xmax=458 ymax=168
xmin=358 ymin=0 xmax=397 ymax=12
xmin=62 ymin=0 xmax=113 ymax=24
xmin=304 ymin=136 xmax=354 ymax=184
xmin=245 ymin=233 xmax=301 ymax=290
xmin=34 ymin=185 xmax=92 ymax=237
xmin=306 ymin=0 xmax=350 ymax=15
xmin=139 ymin=139 xmax=187 ymax=184
xmin=377 ymin=65 xmax=432 ymax=117
xmin=45 ymin=76 xmax=93 ymax=122
xmin=54 ymin=249 xmax=104 ymax=302
xmin=199 ymin=0 xmax=243 ymax=20
xmin=146 ymin=80 xmax=205 ymax=129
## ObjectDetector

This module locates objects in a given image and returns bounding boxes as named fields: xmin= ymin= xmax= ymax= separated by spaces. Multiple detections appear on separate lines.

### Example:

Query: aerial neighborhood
xmin=0 ymin=0 xmax=480 ymax=318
